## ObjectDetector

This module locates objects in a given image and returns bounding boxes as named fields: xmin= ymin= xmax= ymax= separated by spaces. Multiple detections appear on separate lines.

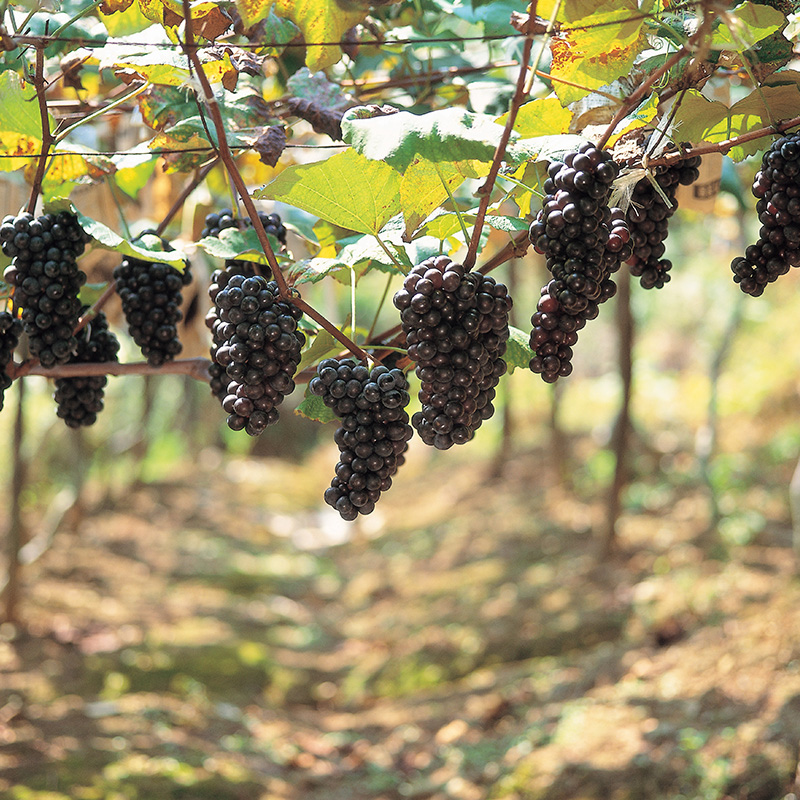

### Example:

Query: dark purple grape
xmin=311 ymin=359 xmax=412 ymax=519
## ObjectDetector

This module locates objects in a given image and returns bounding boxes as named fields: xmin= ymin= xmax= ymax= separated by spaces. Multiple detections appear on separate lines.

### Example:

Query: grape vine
xmin=0 ymin=0 xmax=795 ymax=518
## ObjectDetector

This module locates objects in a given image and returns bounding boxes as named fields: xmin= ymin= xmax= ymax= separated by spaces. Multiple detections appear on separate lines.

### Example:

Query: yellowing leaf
xmin=674 ymin=85 xmax=800 ymax=161
xmin=549 ymin=1 xmax=645 ymax=105
xmin=236 ymin=0 xmax=274 ymax=28
xmin=497 ymin=98 xmax=571 ymax=137
xmin=0 ymin=72 xmax=51 ymax=173
xmin=113 ymin=50 xmax=236 ymax=88
xmin=257 ymin=149 xmax=401 ymax=235
xmin=99 ymin=0 xmax=151 ymax=35
xmin=711 ymin=1 xmax=785 ymax=50
xmin=274 ymin=0 xmax=366 ymax=71
xmin=400 ymin=159 xmax=487 ymax=239
xmin=100 ymin=0 xmax=135 ymax=13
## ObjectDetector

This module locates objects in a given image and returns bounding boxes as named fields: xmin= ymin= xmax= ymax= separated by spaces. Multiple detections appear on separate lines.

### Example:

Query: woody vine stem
xmin=4 ymin=5 xmax=799 ymax=382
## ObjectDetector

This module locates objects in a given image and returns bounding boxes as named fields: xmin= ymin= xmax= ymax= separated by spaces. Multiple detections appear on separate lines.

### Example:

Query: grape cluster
xmin=206 ymin=260 xmax=258 ymax=401
xmin=209 ymin=273 xmax=304 ymax=435
xmin=731 ymin=132 xmax=800 ymax=296
xmin=626 ymin=155 xmax=701 ymax=289
xmin=528 ymin=143 xmax=631 ymax=382
xmin=113 ymin=241 xmax=192 ymax=367
xmin=201 ymin=208 xmax=287 ymax=246
xmin=393 ymin=255 xmax=512 ymax=449
xmin=0 ymin=211 xmax=89 ymax=367
xmin=53 ymin=310 xmax=119 ymax=428
xmin=309 ymin=359 xmax=413 ymax=520
xmin=0 ymin=311 xmax=21 ymax=410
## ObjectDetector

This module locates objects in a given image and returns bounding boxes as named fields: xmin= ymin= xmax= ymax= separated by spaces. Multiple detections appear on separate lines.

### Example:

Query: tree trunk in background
xmin=490 ymin=259 xmax=517 ymax=479
xmin=696 ymin=292 xmax=744 ymax=542
xmin=600 ymin=269 xmax=634 ymax=558
xmin=549 ymin=381 xmax=568 ymax=483
xmin=2 ymin=379 xmax=26 ymax=622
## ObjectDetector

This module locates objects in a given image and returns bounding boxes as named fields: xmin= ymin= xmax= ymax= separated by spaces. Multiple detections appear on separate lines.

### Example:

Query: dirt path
xmin=1 ymin=451 xmax=799 ymax=799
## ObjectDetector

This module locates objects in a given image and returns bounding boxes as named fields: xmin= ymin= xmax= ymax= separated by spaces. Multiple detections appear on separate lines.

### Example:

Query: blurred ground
xmin=1 ymin=434 xmax=800 ymax=800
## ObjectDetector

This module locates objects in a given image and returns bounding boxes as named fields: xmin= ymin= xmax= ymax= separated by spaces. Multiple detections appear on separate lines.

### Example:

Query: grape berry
xmin=201 ymin=208 xmax=287 ymax=246
xmin=53 ymin=309 xmax=120 ymax=428
xmin=528 ymin=143 xmax=631 ymax=382
xmin=114 ymin=239 xmax=192 ymax=367
xmin=310 ymin=359 xmax=413 ymax=520
xmin=732 ymin=132 xmax=800 ymax=296
xmin=211 ymin=273 xmax=304 ymax=435
xmin=393 ymin=254 xmax=512 ymax=449
xmin=626 ymin=154 xmax=701 ymax=289
xmin=0 ymin=311 xmax=21 ymax=410
xmin=1 ymin=211 xmax=89 ymax=367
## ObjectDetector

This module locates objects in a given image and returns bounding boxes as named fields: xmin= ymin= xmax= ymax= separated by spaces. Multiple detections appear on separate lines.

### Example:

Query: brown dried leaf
xmin=60 ymin=53 xmax=88 ymax=92
xmin=286 ymin=98 xmax=344 ymax=141
xmin=100 ymin=0 xmax=134 ymax=13
xmin=509 ymin=11 xmax=552 ymax=35
xmin=207 ymin=45 xmax=264 ymax=76
xmin=244 ymin=125 xmax=287 ymax=166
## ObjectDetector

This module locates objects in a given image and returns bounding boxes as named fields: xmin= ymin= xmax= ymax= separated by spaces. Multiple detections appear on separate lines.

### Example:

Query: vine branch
xmin=638 ymin=115 xmax=800 ymax=169
xmin=463 ymin=7 xmax=537 ymax=270
xmin=180 ymin=0 xmax=285 ymax=293
xmin=181 ymin=0 xmax=371 ymax=364
xmin=27 ymin=42 xmax=53 ymax=214
xmin=8 ymin=356 xmax=213 ymax=382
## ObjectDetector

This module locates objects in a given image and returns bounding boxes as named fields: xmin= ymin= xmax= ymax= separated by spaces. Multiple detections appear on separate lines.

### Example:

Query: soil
xmin=1 ymin=442 xmax=799 ymax=800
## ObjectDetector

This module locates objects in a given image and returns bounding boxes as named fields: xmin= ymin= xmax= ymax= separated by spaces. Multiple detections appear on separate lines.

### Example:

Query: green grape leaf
xmin=400 ymin=158 xmax=488 ymax=239
xmin=420 ymin=212 xmax=527 ymax=239
xmin=112 ymin=144 xmax=157 ymax=198
xmin=0 ymin=71 xmax=52 ymax=172
xmin=297 ymin=329 xmax=340 ymax=372
xmin=273 ymin=0 xmax=367 ymax=71
xmin=257 ymin=148 xmax=402 ymax=235
xmin=504 ymin=326 xmax=534 ymax=374
xmin=343 ymin=107 xmax=517 ymax=173
xmin=46 ymin=200 xmax=188 ymax=269
xmin=674 ymin=84 xmax=800 ymax=161
xmin=112 ymin=48 xmax=236 ymax=88
xmin=288 ymin=256 xmax=351 ymax=285
xmin=29 ymin=145 xmax=117 ymax=197
xmin=548 ymin=1 xmax=646 ymax=105
xmin=196 ymin=226 xmax=284 ymax=262
xmin=482 ymin=215 xmax=529 ymax=233
xmin=496 ymin=97 xmax=572 ymax=138
xmin=256 ymin=7 xmax=301 ymax=57
xmin=235 ymin=0 xmax=273 ymax=28
xmin=344 ymin=106 xmax=585 ymax=173
xmin=710 ymin=1 xmax=786 ymax=50
xmin=295 ymin=391 xmax=337 ymax=424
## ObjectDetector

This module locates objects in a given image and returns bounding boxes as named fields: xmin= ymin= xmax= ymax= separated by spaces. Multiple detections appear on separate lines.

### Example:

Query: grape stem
xmin=155 ymin=158 xmax=219 ymax=237
xmin=72 ymin=281 xmax=118 ymax=338
xmin=637 ymin=114 xmax=800 ymax=168
xmin=27 ymin=42 xmax=53 ymax=215
xmin=463 ymin=6 xmax=538 ymax=271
